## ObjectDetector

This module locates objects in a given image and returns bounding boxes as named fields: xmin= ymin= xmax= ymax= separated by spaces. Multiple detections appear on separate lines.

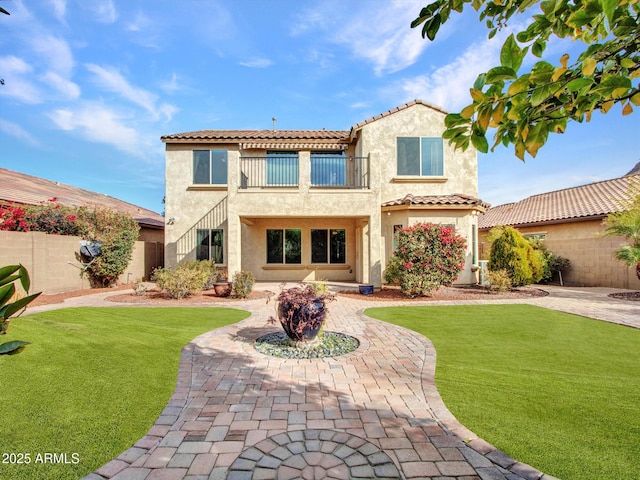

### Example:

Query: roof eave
xmin=478 ymin=213 xmax=608 ymax=231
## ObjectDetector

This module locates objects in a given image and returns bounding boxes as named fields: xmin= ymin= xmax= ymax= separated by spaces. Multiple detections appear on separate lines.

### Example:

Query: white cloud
xmin=391 ymin=28 xmax=515 ymax=111
xmin=49 ymin=0 xmax=66 ymax=22
xmin=126 ymin=11 xmax=149 ymax=32
xmin=47 ymin=103 xmax=147 ymax=157
xmin=94 ymin=0 xmax=117 ymax=23
xmin=85 ymin=63 xmax=176 ymax=120
xmin=159 ymin=73 xmax=181 ymax=94
xmin=29 ymin=34 xmax=74 ymax=76
xmin=0 ymin=119 xmax=40 ymax=147
xmin=159 ymin=104 xmax=179 ymax=122
xmin=239 ymin=58 xmax=273 ymax=68
xmin=41 ymin=71 xmax=80 ymax=99
xmin=296 ymin=0 xmax=426 ymax=75
xmin=0 ymin=56 xmax=42 ymax=103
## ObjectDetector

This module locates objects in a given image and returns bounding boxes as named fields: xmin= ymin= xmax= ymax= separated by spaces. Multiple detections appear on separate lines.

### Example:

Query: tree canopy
xmin=412 ymin=0 xmax=640 ymax=159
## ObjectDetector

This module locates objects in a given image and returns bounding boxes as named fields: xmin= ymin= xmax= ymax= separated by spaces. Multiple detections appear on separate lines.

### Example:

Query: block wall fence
xmin=479 ymin=220 xmax=640 ymax=290
xmin=0 ymin=230 xmax=163 ymax=294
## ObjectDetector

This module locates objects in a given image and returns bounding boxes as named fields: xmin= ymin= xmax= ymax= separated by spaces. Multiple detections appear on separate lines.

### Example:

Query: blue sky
xmin=1 ymin=0 xmax=638 ymax=214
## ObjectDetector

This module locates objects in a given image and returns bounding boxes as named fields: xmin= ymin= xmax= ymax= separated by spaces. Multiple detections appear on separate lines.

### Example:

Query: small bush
xmin=383 ymin=255 xmax=402 ymax=285
xmin=132 ymin=279 xmax=148 ymax=296
xmin=311 ymin=279 xmax=329 ymax=295
xmin=152 ymin=262 xmax=209 ymax=299
xmin=232 ymin=270 xmax=255 ymax=299
xmin=486 ymin=269 xmax=512 ymax=293
xmin=489 ymin=226 xmax=543 ymax=287
xmin=200 ymin=260 xmax=221 ymax=290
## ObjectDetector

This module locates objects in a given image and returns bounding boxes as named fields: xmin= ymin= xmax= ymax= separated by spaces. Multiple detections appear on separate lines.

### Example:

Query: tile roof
xmin=479 ymin=174 xmax=640 ymax=230
xmin=0 ymin=168 xmax=164 ymax=229
xmin=160 ymin=100 xmax=447 ymax=144
xmin=161 ymin=129 xmax=350 ymax=143
xmin=382 ymin=193 xmax=490 ymax=210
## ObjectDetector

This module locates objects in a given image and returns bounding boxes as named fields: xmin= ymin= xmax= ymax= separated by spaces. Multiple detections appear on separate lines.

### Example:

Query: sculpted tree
xmin=412 ymin=0 xmax=639 ymax=159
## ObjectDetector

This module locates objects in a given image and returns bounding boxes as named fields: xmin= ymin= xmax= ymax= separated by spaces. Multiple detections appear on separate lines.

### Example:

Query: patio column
xmin=299 ymin=150 xmax=311 ymax=193
xmin=368 ymin=213 xmax=382 ymax=287
xmin=226 ymin=150 xmax=241 ymax=278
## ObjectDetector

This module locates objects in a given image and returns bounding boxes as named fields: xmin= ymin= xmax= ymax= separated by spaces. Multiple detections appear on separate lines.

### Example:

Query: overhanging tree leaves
xmin=412 ymin=0 xmax=640 ymax=160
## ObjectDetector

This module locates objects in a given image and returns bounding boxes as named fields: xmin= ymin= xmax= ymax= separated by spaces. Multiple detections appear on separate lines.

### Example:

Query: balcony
xmin=239 ymin=154 xmax=369 ymax=189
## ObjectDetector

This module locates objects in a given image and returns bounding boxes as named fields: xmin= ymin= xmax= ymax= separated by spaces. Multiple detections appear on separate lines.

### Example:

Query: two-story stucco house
xmin=161 ymin=100 xmax=488 ymax=287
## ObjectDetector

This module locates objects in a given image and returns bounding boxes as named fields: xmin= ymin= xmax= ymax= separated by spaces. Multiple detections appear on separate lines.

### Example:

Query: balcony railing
xmin=311 ymin=155 xmax=369 ymax=189
xmin=240 ymin=155 xmax=299 ymax=188
xmin=239 ymin=155 xmax=369 ymax=189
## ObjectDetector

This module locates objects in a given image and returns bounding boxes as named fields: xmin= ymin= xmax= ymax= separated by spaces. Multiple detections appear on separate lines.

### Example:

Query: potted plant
xmin=268 ymin=283 xmax=335 ymax=345
xmin=212 ymin=267 xmax=233 ymax=297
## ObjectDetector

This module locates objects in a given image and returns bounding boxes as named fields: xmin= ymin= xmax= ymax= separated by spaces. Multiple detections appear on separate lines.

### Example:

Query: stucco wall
xmin=0 ymin=230 xmax=161 ymax=293
xmin=479 ymin=220 xmax=640 ymax=289
xmin=356 ymin=103 xmax=478 ymax=202
xmin=241 ymin=217 xmax=358 ymax=282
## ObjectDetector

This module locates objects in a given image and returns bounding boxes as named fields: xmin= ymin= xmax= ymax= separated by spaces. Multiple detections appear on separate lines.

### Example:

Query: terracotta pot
xmin=213 ymin=282 xmax=232 ymax=297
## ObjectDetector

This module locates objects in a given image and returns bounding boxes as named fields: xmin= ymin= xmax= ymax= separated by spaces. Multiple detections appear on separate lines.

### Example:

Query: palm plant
xmin=603 ymin=191 xmax=640 ymax=280
xmin=0 ymin=264 xmax=42 ymax=355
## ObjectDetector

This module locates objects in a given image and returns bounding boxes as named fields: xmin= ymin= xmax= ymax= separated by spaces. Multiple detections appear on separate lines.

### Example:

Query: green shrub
xmin=152 ymin=262 xmax=209 ymax=299
xmin=199 ymin=260 xmax=221 ymax=290
xmin=489 ymin=226 xmax=543 ymax=286
xmin=232 ymin=270 xmax=255 ymax=299
xmin=383 ymin=255 xmax=402 ymax=285
xmin=390 ymin=223 xmax=467 ymax=297
xmin=486 ymin=269 xmax=512 ymax=293
xmin=77 ymin=207 xmax=140 ymax=288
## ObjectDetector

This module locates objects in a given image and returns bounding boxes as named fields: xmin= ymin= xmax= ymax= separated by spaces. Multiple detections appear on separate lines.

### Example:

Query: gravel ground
xmin=31 ymin=283 xmax=550 ymax=306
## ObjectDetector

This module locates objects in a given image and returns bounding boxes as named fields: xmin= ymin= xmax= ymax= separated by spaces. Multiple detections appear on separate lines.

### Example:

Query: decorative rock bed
xmin=254 ymin=331 xmax=359 ymax=359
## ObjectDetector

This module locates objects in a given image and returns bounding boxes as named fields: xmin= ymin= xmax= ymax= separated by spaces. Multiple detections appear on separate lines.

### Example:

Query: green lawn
xmin=0 ymin=307 xmax=248 ymax=480
xmin=365 ymin=304 xmax=640 ymax=480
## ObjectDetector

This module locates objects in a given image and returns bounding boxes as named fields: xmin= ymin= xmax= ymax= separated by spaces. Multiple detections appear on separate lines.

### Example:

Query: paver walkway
xmin=38 ymin=284 xmax=637 ymax=480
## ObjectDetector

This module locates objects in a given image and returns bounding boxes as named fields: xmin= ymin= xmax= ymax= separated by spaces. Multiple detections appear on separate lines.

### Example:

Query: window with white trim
xmin=397 ymin=137 xmax=443 ymax=176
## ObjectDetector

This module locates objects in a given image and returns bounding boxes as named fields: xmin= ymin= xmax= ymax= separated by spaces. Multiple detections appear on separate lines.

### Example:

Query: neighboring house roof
xmin=479 ymin=174 xmax=640 ymax=230
xmin=349 ymin=99 xmax=448 ymax=138
xmin=382 ymin=193 xmax=489 ymax=210
xmin=0 ymin=167 xmax=165 ymax=229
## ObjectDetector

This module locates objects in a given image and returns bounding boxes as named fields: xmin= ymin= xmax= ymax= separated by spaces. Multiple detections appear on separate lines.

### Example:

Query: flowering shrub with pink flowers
xmin=0 ymin=198 xmax=81 ymax=236
xmin=386 ymin=222 xmax=467 ymax=297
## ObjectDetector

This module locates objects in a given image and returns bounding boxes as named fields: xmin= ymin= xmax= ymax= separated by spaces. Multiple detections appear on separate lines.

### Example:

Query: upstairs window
xmin=193 ymin=150 xmax=227 ymax=184
xmin=397 ymin=137 xmax=443 ymax=176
